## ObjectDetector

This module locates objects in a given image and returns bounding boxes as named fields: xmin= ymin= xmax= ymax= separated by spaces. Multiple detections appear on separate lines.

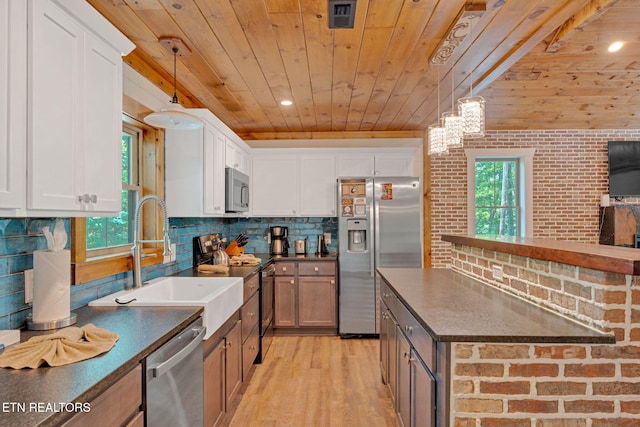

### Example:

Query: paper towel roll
xmin=33 ymin=250 xmax=70 ymax=323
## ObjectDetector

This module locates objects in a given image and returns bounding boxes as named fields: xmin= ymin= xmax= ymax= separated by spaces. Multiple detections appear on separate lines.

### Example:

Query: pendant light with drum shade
xmin=143 ymin=38 xmax=203 ymax=130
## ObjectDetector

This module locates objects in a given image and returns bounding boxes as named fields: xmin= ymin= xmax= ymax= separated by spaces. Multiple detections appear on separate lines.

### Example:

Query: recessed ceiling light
xmin=608 ymin=41 xmax=623 ymax=52
xmin=280 ymin=100 xmax=293 ymax=106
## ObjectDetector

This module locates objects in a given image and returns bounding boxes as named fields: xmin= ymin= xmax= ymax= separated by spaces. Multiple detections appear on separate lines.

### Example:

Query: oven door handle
xmin=148 ymin=326 xmax=206 ymax=378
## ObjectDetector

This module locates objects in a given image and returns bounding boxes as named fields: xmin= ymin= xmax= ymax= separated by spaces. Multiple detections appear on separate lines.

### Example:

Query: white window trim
xmin=465 ymin=148 xmax=536 ymax=237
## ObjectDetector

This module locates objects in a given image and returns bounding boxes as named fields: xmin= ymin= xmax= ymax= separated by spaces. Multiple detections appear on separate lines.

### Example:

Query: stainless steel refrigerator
xmin=338 ymin=176 xmax=423 ymax=336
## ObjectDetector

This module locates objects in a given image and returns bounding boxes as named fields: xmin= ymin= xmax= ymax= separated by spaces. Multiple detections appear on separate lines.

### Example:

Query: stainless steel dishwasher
xmin=146 ymin=317 xmax=206 ymax=427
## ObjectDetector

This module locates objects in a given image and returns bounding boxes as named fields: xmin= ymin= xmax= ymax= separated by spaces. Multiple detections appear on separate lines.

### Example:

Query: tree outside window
xmin=474 ymin=159 xmax=519 ymax=236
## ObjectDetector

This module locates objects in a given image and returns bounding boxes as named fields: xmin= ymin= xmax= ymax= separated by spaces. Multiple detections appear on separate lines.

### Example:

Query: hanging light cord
xmin=171 ymin=47 xmax=179 ymax=104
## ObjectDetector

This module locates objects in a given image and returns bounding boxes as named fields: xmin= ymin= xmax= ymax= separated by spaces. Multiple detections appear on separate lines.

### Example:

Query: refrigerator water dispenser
xmin=347 ymin=219 xmax=367 ymax=252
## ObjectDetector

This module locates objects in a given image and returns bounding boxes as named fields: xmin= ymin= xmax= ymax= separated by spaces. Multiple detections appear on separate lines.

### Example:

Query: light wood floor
xmin=227 ymin=336 xmax=399 ymax=427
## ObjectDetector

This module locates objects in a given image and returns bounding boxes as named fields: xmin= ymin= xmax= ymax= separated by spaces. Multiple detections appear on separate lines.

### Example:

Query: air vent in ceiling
xmin=328 ymin=0 xmax=357 ymax=29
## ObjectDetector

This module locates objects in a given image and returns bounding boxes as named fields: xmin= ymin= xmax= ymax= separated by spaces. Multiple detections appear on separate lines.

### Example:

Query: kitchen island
xmin=377 ymin=267 xmax=614 ymax=427
xmin=410 ymin=234 xmax=640 ymax=426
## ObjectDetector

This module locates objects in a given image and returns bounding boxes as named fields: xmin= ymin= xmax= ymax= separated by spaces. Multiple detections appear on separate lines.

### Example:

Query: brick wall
xmin=449 ymin=243 xmax=640 ymax=425
xmin=430 ymin=129 xmax=640 ymax=268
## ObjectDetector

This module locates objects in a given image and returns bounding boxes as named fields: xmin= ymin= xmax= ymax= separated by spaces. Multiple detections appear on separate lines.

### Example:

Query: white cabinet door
xmin=81 ymin=32 xmax=123 ymax=212
xmin=337 ymin=152 xmax=414 ymax=177
xmin=337 ymin=154 xmax=375 ymax=177
xmin=0 ymin=0 xmax=27 ymax=213
xmin=166 ymin=115 xmax=226 ymax=217
xmin=28 ymin=0 xmax=126 ymax=214
xmin=298 ymin=155 xmax=337 ymax=216
xmin=165 ymin=128 xmax=204 ymax=217
xmin=374 ymin=153 xmax=413 ymax=176
xmin=204 ymin=129 xmax=226 ymax=215
xmin=225 ymin=138 xmax=250 ymax=174
xmin=28 ymin=0 xmax=84 ymax=211
xmin=251 ymin=154 xmax=298 ymax=216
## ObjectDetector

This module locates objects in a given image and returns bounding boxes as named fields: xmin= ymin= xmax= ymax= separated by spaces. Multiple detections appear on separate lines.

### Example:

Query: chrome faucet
xmin=131 ymin=195 xmax=172 ymax=288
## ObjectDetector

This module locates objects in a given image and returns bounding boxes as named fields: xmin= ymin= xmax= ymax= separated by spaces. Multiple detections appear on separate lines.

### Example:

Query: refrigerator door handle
xmin=371 ymin=182 xmax=377 ymax=278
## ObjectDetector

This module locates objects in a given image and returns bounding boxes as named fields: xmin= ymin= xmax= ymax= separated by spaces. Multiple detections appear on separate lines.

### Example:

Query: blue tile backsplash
xmin=0 ymin=216 xmax=337 ymax=329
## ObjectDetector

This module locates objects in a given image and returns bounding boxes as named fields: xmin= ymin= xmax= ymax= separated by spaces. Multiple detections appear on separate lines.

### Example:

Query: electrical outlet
xmin=24 ymin=269 xmax=34 ymax=303
xmin=492 ymin=265 xmax=504 ymax=282
xmin=170 ymin=243 xmax=177 ymax=262
xmin=324 ymin=232 xmax=332 ymax=245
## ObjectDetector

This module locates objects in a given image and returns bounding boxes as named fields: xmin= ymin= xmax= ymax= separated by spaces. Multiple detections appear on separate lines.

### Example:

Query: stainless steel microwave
xmin=225 ymin=167 xmax=249 ymax=212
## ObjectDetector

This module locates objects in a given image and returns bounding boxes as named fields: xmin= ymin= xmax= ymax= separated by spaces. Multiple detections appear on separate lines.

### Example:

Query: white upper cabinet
xmin=336 ymin=151 xmax=415 ymax=177
xmin=0 ymin=0 xmax=27 ymax=216
xmin=1 ymin=0 xmax=134 ymax=216
xmin=165 ymin=110 xmax=226 ymax=217
xmin=251 ymin=154 xmax=299 ymax=216
xmin=225 ymin=138 xmax=250 ymax=175
xmin=298 ymin=155 xmax=337 ymax=217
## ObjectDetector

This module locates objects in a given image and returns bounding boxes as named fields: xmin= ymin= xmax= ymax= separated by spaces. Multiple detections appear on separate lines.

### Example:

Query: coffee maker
xmin=269 ymin=226 xmax=289 ymax=255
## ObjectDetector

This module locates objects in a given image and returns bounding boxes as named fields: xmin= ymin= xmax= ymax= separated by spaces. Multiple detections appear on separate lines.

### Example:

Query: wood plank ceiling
xmin=87 ymin=0 xmax=639 ymax=140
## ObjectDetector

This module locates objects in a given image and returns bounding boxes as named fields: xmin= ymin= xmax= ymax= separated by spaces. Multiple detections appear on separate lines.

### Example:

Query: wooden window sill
xmin=72 ymin=247 xmax=163 ymax=285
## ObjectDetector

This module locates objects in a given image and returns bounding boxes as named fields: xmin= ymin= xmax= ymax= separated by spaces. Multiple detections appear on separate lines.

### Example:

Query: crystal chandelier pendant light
xmin=443 ymin=111 xmax=464 ymax=147
xmin=458 ymin=95 xmax=485 ymax=138
xmin=428 ymin=121 xmax=447 ymax=155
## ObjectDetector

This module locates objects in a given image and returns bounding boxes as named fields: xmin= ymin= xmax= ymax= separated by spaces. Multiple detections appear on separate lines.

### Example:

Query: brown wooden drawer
xmin=241 ymin=291 xmax=259 ymax=342
xmin=63 ymin=365 xmax=142 ymax=427
xmin=274 ymin=261 xmax=296 ymax=275
xmin=380 ymin=280 xmax=399 ymax=319
xmin=298 ymin=261 xmax=336 ymax=276
xmin=243 ymin=274 xmax=259 ymax=302
xmin=395 ymin=300 xmax=435 ymax=372
xmin=242 ymin=324 xmax=259 ymax=380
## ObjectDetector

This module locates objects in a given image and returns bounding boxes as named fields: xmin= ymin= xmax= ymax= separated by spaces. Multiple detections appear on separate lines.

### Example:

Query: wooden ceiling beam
xmin=545 ymin=0 xmax=620 ymax=53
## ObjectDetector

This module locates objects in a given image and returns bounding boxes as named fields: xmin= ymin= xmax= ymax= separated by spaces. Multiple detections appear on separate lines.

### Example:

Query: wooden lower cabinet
xmin=274 ymin=276 xmax=296 ymax=327
xmin=380 ymin=279 xmax=436 ymax=427
xmin=274 ymin=259 xmax=337 ymax=334
xmin=204 ymin=317 xmax=242 ymax=427
xmin=62 ymin=364 xmax=142 ymax=427
xmin=298 ymin=276 xmax=336 ymax=327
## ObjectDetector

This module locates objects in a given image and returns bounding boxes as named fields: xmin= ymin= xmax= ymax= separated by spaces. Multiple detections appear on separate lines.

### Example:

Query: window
xmin=85 ymin=124 xmax=142 ymax=257
xmin=474 ymin=159 xmax=520 ymax=236
xmin=71 ymin=115 xmax=164 ymax=285
xmin=465 ymin=148 xmax=535 ymax=237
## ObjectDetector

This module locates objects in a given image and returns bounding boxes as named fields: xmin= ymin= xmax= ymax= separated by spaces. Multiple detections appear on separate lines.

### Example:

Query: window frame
xmin=465 ymin=148 xmax=536 ymax=237
xmin=71 ymin=114 xmax=165 ymax=285
xmin=86 ymin=123 xmax=142 ymax=258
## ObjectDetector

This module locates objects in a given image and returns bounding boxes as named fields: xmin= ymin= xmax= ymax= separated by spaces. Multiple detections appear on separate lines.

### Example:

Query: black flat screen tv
xmin=608 ymin=141 xmax=640 ymax=197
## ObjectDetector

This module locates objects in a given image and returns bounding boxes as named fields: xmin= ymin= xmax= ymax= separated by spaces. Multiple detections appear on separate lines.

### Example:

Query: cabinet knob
xmin=290 ymin=279 xmax=294 ymax=285
xmin=250 ymin=312 xmax=256 ymax=318
xmin=282 ymin=267 xmax=287 ymax=272
xmin=405 ymin=325 xmax=413 ymax=334
xmin=314 ymin=266 xmax=319 ymax=272
xmin=330 ymin=279 xmax=335 ymax=285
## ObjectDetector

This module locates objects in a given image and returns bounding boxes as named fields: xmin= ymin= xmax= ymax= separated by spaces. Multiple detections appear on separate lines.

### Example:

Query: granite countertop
xmin=442 ymin=234 xmax=640 ymax=275
xmin=174 ymin=252 xmax=338 ymax=280
xmin=0 ymin=305 xmax=202 ymax=427
xmin=377 ymin=267 xmax=616 ymax=344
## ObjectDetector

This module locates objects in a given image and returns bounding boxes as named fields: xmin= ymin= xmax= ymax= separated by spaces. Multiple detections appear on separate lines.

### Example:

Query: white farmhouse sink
xmin=89 ymin=276 xmax=243 ymax=340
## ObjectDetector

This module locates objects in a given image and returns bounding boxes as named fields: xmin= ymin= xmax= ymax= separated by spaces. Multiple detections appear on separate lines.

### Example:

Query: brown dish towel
xmin=0 ymin=324 xmax=119 ymax=369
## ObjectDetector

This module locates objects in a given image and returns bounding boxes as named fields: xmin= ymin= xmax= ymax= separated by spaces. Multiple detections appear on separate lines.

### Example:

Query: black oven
xmin=257 ymin=262 xmax=275 ymax=362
